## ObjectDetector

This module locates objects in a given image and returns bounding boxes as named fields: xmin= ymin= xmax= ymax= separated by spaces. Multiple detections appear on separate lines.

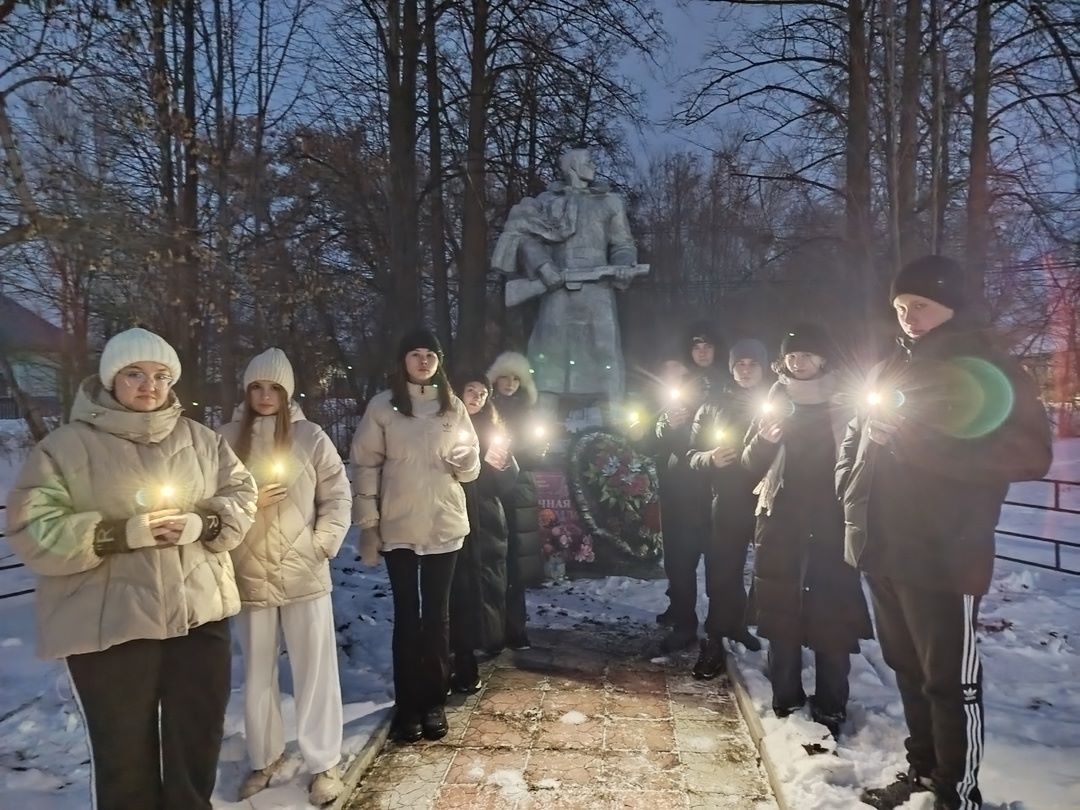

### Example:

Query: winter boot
xmin=391 ymin=710 xmax=424 ymax=743
xmin=308 ymin=766 xmax=345 ymax=806
xmin=859 ymin=768 xmax=933 ymax=809
xmin=451 ymin=650 xmax=482 ymax=694
xmin=655 ymin=607 xmax=675 ymax=627
xmin=660 ymin=625 xmax=698 ymax=654
xmin=237 ymin=753 xmax=285 ymax=800
xmin=692 ymin=637 xmax=726 ymax=680
xmin=730 ymin=628 xmax=762 ymax=652
xmin=422 ymin=706 xmax=449 ymax=740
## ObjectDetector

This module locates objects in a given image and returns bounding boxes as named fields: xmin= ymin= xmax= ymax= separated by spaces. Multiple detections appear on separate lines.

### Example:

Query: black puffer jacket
xmin=450 ymin=414 xmax=520 ymax=652
xmin=742 ymin=381 xmax=873 ymax=653
xmin=491 ymin=391 xmax=544 ymax=587
xmin=837 ymin=316 xmax=1052 ymax=595
xmin=688 ymin=383 xmax=769 ymax=510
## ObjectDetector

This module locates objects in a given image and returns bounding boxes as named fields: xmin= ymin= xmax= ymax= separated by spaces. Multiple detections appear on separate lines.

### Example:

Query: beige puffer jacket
xmin=5 ymin=378 xmax=257 ymax=660
xmin=351 ymin=384 xmax=480 ymax=553
xmin=218 ymin=404 xmax=351 ymax=608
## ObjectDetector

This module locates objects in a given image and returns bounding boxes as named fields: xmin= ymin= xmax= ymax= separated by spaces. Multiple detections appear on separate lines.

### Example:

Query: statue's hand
xmin=614 ymin=267 xmax=635 ymax=285
xmin=538 ymin=262 xmax=565 ymax=290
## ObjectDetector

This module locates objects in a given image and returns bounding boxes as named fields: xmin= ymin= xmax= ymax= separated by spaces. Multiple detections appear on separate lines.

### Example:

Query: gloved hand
xmin=359 ymin=523 xmax=382 ymax=567
xmin=444 ymin=444 xmax=479 ymax=471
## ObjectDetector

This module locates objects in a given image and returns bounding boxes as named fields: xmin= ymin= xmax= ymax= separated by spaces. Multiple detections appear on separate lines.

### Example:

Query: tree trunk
xmin=846 ymin=0 xmax=874 ymax=307
xmin=457 ymin=0 xmax=491 ymax=361
xmin=386 ymin=0 xmax=422 ymax=328
xmin=928 ymin=0 xmax=946 ymax=252
xmin=897 ymin=0 xmax=922 ymax=262
xmin=966 ymin=0 xmax=992 ymax=302
xmin=424 ymin=0 xmax=452 ymax=353
xmin=881 ymin=0 xmax=901 ymax=273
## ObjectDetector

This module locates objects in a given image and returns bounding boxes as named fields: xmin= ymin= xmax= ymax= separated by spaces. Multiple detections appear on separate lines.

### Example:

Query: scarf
xmin=753 ymin=372 xmax=841 ymax=517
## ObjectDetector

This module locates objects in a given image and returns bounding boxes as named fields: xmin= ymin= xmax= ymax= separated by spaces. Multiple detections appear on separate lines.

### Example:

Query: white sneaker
xmin=309 ymin=765 xmax=345 ymax=806
xmin=237 ymin=753 xmax=285 ymax=800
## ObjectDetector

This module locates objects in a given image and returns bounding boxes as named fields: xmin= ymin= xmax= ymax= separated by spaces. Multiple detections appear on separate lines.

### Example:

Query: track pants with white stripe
xmin=867 ymin=575 xmax=984 ymax=810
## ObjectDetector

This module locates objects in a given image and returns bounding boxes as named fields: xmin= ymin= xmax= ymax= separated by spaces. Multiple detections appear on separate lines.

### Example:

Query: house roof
xmin=0 ymin=295 xmax=69 ymax=355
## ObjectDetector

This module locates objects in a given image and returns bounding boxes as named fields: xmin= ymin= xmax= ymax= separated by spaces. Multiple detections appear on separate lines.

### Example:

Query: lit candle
xmin=271 ymin=460 xmax=285 ymax=480
xmin=491 ymin=433 xmax=506 ymax=447
xmin=457 ymin=429 xmax=470 ymax=442
xmin=865 ymin=390 xmax=883 ymax=408
xmin=159 ymin=484 xmax=175 ymax=504
xmin=627 ymin=409 xmax=641 ymax=425
xmin=760 ymin=401 xmax=775 ymax=416
xmin=667 ymin=387 xmax=682 ymax=403
xmin=713 ymin=428 xmax=727 ymax=444
xmin=532 ymin=423 xmax=547 ymax=440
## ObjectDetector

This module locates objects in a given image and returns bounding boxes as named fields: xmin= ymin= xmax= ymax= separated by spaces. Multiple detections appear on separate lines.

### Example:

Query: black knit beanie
xmin=453 ymin=369 xmax=491 ymax=394
xmin=780 ymin=323 xmax=833 ymax=362
xmin=687 ymin=320 xmax=720 ymax=348
xmin=397 ymin=327 xmax=444 ymax=362
xmin=890 ymin=254 xmax=966 ymax=310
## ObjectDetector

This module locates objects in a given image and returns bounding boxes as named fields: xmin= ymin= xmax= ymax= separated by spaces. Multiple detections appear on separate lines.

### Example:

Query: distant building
xmin=0 ymin=295 xmax=68 ymax=420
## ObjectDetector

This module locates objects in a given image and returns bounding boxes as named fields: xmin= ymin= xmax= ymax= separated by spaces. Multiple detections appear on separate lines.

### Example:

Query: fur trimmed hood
xmin=486 ymin=351 xmax=538 ymax=405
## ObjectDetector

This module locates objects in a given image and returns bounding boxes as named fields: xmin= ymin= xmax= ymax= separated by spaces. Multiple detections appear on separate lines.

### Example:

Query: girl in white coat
xmin=351 ymin=328 xmax=480 ymax=743
xmin=219 ymin=349 xmax=352 ymax=806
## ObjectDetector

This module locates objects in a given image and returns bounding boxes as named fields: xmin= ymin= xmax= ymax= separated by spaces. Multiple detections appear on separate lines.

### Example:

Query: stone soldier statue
xmin=493 ymin=148 xmax=649 ymax=407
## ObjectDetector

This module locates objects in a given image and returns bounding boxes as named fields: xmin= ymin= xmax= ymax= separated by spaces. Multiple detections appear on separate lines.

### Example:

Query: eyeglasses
xmin=120 ymin=370 xmax=175 ymax=388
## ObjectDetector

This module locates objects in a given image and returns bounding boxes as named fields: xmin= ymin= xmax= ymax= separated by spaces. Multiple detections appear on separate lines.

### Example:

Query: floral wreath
xmin=567 ymin=429 xmax=662 ymax=562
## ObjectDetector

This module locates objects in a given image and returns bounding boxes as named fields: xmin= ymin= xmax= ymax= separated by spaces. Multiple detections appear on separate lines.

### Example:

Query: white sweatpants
xmin=237 ymin=594 xmax=343 ymax=773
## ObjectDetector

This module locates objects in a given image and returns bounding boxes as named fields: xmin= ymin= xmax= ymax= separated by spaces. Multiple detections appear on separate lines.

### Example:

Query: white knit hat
xmin=243 ymin=348 xmax=295 ymax=399
xmin=99 ymin=328 xmax=182 ymax=390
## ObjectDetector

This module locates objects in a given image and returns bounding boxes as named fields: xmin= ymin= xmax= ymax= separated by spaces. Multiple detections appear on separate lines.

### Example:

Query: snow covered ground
xmin=1 ymin=431 xmax=1078 ymax=808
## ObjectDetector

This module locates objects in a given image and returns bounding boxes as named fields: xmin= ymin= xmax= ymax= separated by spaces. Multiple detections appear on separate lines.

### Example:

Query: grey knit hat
xmin=728 ymin=338 xmax=769 ymax=373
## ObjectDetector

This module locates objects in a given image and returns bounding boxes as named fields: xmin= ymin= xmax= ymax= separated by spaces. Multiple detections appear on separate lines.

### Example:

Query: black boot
xmin=450 ymin=651 xmax=482 ymax=694
xmin=729 ymin=628 xmax=762 ymax=652
xmin=391 ymin=710 xmax=423 ymax=743
xmin=692 ymin=637 xmax=726 ymax=680
xmin=660 ymin=625 xmax=698 ymax=654
xmin=655 ymin=608 xmax=675 ymax=627
xmin=859 ymin=768 xmax=933 ymax=809
xmin=421 ymin=706 xmax=448 ymax=740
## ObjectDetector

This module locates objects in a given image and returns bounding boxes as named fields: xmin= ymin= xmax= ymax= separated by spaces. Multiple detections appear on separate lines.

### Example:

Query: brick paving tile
xmin=344 ymin=624 xmax=773 ymax=810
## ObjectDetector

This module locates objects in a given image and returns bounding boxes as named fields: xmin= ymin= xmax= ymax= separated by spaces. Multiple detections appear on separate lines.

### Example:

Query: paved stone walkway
xmin=343 ymin=624 xmax=775 ymax=809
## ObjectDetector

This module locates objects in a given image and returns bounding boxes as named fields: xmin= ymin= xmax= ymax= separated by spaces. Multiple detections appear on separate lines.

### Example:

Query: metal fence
xmin=998 ymin=478 xmax=1080 ymax=576
xmin=0 ymin=505 xmax=33 ymax=600
xmin=1 ymin=480 xmax=1077 ymax=601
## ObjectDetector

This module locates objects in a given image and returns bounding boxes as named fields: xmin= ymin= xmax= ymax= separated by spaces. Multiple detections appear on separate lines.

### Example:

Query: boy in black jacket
xmin=838 ymin=256 xmax=1052 ymax=810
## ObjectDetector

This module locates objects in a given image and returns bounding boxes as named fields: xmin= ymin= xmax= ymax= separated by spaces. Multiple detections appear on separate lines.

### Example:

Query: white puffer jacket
xmin=351 ymin=383 xmax=480 ymax=554
xmin=6 ymin=378 xmax=257 ymax=660
xmin=218 ymin=404 xmax=351 ymax=608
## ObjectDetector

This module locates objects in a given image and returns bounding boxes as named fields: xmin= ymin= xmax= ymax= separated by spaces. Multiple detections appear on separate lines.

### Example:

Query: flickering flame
xmin=866 ymin=390 xmax=883 ymax=407
xmin=457 ymin=429 xmax=470 ymax=442
xmin=160 ymin=484 xmax=175 ymax=502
